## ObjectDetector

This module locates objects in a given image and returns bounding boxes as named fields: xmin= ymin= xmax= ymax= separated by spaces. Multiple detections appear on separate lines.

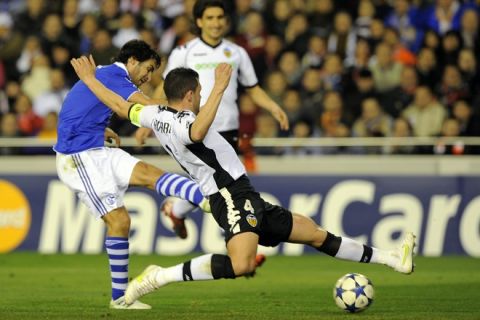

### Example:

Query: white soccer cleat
xmin=109 ymin=295 xmax=151 ymax=309
xmin=393 ymin=232 xmax=416 ymax=274
xmin=125 ymin=265 xmax=167 ymax=305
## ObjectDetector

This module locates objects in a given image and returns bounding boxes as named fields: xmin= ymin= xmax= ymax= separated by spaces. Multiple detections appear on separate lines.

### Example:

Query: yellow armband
xmin=128 ymin=103 xmax=144 ymax=127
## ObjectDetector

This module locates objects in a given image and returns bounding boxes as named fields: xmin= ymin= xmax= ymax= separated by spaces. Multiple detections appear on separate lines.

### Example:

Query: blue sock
xmin=155 ymin=173 xmax=204 ymax=206
xmin=105 ymin=237 xmax=129 ymax=301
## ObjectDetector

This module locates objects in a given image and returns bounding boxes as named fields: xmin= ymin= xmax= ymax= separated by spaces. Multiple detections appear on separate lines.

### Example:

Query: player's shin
xmin=155 ymin=173 xmax=204 ymax=206
xmin=317 ymin=232 xmax=382 ymax=264
xmin=105 ymin=237 xmax=129 ymax=300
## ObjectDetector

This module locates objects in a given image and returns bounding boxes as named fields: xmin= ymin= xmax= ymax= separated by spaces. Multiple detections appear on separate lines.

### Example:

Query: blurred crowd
xmin=1 ymin=0 xmax=480 ymax=156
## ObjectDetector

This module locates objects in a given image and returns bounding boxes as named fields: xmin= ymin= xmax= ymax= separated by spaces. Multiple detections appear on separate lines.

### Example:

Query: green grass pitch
xmin=1 ymin=253 xmax=479 ymax=319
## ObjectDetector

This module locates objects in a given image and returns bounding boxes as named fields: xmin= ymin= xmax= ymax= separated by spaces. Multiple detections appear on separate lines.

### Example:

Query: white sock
xmin=172 ymin=199 xmax=196 ymax=219
xmin=158 ymin=254 xmax=214 ymax=283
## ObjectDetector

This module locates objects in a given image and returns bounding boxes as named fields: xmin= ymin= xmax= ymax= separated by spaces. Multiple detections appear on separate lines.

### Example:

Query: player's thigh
xmin=56 ymin=150 xmax=125 ymax=218
xmin=288 ymin=213 xmax=327 ymax=247
xmin=129 ymin=161 xmax=165 ymax=189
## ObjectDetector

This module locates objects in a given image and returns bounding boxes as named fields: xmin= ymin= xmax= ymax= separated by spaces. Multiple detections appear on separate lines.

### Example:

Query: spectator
xmin=328 ymin=11 xmax=356 ymax=62
xmin=344 ymin=68 xmax=380 ymax=125
xmin=235 ymin=11 xmax=267 ymax=71
xmin=433 ymin=118 xmax=465 ymax=155
xmin=437 ymin=64 xmax=470 ymax=110
xmin=321 ymin=53 xmax=345 ymax=92
xmin=14 ymin=93 xmax=43 ymax=136
xmin=254 ymin=113 xmax=282 ymax=155
xmin=78 ymin=14 xmax=99 ymax=54
xmin=16 ymin=36 xmax=43 ymax=75
xmin=277 ymin=50 xmax=302 ymax=87
xmin=459 ymin=8 xmax=479 ymax=56
xmin=370 ymin=42 xmax=403 ymax=92
xmin=0 ymin=11 xmax=24 ymax=81
xmin=384 ymin=0 xmax=422 ymax=52
xmin=263 ymin=70 xmax=288 ymax=105
xmin=90 ymin=29 xmax=119 ymax=66
xmin=402 ymin=86 xmax=447 ymax=137
xmin=381 ymin=66 xmax=418 ymax=118
xmin=415 ymin=47 xmax=440 ymax=90
xmin=21 ymin=54 xmax=51 ymax=100
xmin=452 ymin=100 xmax=480 ymax=136
xmin=159 ymin=14 xmax=194 ymax=55
xmin=14 ymin=0 xmax=47 ymax=36
xmin=457 ymin=48 xmax=480 ymax=92
xmin=307 ymin=0 xmax=334 ymax=37
xmin=422 ymin=0 xmax=468 ymax=35
xmin=299 ymin=68 xmax=323 ymax=118
xmin=383 ymin=117 xmax=415 ymax=155
xmin=282 ymin=88 xmax=306 ymax=130
xmin=439 ymin=30 xmax=463 ymax=66
xmin=284 ymin=12 xmax=310 ymax=56
xmin=265 ymin=0 xmax=292 ymax=37
xmin=256 ymin=35 xmax=284 ymax=78
xmin=0 ymin=112 xmax=22 ymax=155
xmin=98 ymin=0 xmax=122 ymax=35
xmin=112 ymin=12 xmax=141 ymax=48
xmin=355 ymin=0 xmax=375 ymax=39
xmin=301 ymin=35 xmax=327 ymax=69
xmin=383 ymin=27 xmax=416 ymax=66
xmin=33 ymin=69 xmax=69 ymax=117
xmin=61 ymin=0 xmax=82 ymax=44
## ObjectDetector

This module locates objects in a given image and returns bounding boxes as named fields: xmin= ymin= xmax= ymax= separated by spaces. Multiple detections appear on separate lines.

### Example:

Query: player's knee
xmin=230 ymin=257 xmax=257 ymax=276
xmin=105 ymin=212 xmax=131 ymax=235
xmin=132 ymin=162 xmax=164 ymax=189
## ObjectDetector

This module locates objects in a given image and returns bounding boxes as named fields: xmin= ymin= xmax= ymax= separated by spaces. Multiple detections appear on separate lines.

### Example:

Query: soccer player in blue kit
xmin=54 ymin=40 xmax=209 ymax=309
xmin=70 ymin=55 xmax=416 ymax=308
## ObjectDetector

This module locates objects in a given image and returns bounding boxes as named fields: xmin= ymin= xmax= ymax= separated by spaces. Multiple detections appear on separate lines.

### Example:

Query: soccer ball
xmin=333 ymin=273 xmax=374 ymax=313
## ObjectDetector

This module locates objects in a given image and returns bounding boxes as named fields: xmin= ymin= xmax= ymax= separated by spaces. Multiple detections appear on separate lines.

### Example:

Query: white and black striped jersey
xmin=163 ymin=37 xmax=258 ymax=132
xmin=129 ymin=104 xmax=246 ymax=196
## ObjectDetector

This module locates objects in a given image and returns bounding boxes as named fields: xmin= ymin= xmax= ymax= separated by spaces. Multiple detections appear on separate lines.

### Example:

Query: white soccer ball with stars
xmin=333 ymin=273 xmax=374 ymax=313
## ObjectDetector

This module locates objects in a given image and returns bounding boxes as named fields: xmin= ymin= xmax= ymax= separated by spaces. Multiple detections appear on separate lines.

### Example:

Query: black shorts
xmin=209 ymin=175 xmax=293 ymax=247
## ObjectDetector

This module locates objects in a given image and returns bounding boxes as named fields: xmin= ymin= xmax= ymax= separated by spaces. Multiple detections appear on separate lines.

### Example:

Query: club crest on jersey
xmin=223 ymin=47 xmax=232 ymax=58
xmin=246 ymin=214 xmax=257 ymax=227
xmin=105 ymin=194 xmax=117 ymax=206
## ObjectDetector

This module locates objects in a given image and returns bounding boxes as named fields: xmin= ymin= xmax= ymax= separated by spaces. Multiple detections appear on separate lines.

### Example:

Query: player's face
xmin=196 ymin=7 xmax=226 ymax=43
xmin=192 ymin=82 xmax=202 ymax=114
xmin=129 ymin=58 xmax=157 ymax=86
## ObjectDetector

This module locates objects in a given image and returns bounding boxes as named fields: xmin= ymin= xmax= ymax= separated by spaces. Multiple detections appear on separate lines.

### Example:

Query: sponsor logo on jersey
xmin=193 ymin=53 xmax=207 ymax=56
xmin=223 ymin=48 xmax=232 ymax=58
xmin=0 ymin=180 xmax=31 ymax=253
xmin=246 ymin=214 xmax=257 ymax=227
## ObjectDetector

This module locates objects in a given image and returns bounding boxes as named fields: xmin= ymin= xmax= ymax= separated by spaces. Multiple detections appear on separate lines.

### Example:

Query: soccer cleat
xmin=125 ymin=265 xmax=167 ymax=305
xmin=161 ymin=197 xmax=187 ymax=239
xmin=109 ymin=295 xmax=151 ymax=309
xmin=199 ymin=198 xmax=211 ymax=213
xmin=255 ymin=254 xmax=266 ymax=268
xmin=393 ymin=232 xmax=416 ymax=274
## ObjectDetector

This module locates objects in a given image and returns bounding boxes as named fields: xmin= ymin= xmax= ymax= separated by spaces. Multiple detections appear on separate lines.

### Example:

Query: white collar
xmin=113 ymin=62 xmax=129 ymax=75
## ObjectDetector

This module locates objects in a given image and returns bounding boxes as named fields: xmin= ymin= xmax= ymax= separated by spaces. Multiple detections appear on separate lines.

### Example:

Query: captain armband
xmin=128 ymin=103 xmax=145 ymax=127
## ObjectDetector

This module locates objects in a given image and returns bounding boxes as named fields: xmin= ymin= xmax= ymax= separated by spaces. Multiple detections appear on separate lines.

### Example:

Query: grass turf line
xmin=1 ymin=253 xmax=479 ymax=320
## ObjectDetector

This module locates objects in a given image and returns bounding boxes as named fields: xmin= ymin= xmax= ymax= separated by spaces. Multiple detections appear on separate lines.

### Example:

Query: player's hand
xmin=70 ymin=55 xmax=96 ymax=82
xmin=135 ymin=127 xmax=153 ymax=145
xmin=105 ymin=127 xmax=120 ymax=147
xmin=213 ymin=63 xmax=232 ymax=92
xmin=271 ymin=105 xmax=289 ymax=131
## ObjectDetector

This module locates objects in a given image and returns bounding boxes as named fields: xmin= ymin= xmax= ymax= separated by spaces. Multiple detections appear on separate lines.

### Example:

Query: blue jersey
xmin=54 ymin=63 xmax=138 ymax=154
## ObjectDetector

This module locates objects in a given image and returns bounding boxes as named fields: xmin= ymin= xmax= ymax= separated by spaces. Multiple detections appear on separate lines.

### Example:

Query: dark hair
xmin=193 ymin=0 xmax=226 ymax=21
xmin=114 ymin=40 xmax=161 ymax=68
xmin=164 ymin=68 xmax=199 ymax=102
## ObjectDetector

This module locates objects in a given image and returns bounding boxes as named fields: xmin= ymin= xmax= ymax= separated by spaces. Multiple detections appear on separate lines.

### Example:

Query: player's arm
xmin=190 ymin=63 xmax=232 ymax=142
xmin=246 ymin=85 xmax=289 ymax=130
xmin=70 ymin=55 xmax=131 ymax=118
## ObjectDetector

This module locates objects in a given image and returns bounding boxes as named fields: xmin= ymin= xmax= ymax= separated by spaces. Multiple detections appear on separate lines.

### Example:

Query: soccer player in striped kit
xmin=140 ymin=0 xmax=290 ymax=238
xmin=70 ymin=56 xmax=416 ymax=308
xmin=54 ymin=40 xmax=209 ymax=309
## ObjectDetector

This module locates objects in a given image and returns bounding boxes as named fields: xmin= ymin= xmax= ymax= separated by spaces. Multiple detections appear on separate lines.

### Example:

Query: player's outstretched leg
xmin=125 ymin=253 xmax=236 ymax=304
xmin=288 ymin=214 xmax=416 ymax=275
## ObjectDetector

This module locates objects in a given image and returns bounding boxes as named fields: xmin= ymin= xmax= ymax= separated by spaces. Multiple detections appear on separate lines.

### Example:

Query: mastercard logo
xmin=0 ymin=180 xmax=31 ymax=253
